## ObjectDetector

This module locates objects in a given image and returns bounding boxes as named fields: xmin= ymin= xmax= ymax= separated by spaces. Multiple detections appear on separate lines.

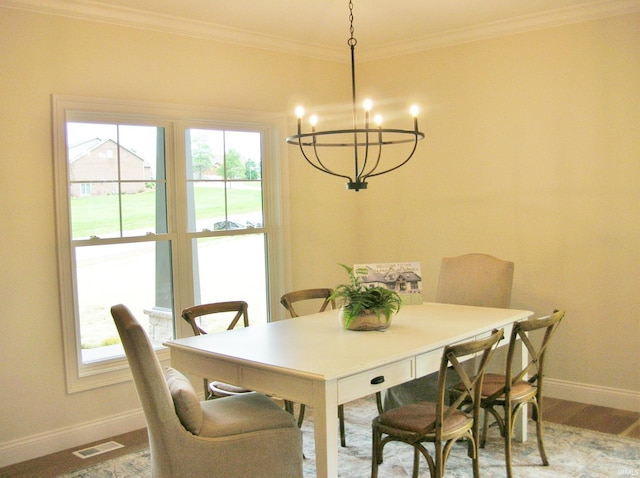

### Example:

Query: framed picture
xmin=353 ymin=262 xmax=422 ymax=305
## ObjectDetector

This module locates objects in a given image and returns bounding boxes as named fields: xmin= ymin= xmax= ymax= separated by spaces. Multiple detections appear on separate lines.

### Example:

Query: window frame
xmin=52 ymin=95 xmax=286 ymax=393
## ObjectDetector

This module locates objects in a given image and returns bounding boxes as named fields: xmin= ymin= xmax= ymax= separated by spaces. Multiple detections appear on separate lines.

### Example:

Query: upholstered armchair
xmin=111 ymin=304 xmax=303 ymax=478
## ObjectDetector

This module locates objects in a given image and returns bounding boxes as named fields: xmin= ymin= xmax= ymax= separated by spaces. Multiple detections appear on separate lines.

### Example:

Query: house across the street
xmin=68 ymin=138 xmax=152 ymax=197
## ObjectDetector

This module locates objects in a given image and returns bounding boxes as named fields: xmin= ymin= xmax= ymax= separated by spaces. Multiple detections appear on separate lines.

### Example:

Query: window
xmin=185 ymin=128 xmax=269 ymax=320
xmin=53 ymin=96 xmax=285 ymax=392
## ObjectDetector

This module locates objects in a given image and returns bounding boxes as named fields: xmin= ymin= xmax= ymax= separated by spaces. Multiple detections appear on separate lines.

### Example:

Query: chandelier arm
xmin=311 ymin=138 xmax=354 ymax=181
xmin=358 ymin=130 xmax=372 ymax=179
xmin=352 ymin=136 xmax=360 ymax=182
xmin=360 ymin=130 xmax=383 ymax=177
xmin=296 ymin=142 xmax=354 ymax=181
xmin=362 ymin=134 xmax=420 ymax=180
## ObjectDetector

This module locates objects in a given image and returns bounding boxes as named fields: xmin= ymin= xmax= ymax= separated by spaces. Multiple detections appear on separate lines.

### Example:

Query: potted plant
xmin=330 ymin=264 xmax=402 ymax=331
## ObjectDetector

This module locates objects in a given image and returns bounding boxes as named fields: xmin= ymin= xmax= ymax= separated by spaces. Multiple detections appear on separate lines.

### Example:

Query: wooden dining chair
xmin=280 ymin=287 xmax=336 ymax=318
xmin=182 ymin=301 xmax=299 ymax=419
xmin=372 ymin=329 xmax=504 ymax=478
xmin=181 ymin=301 xmax=252 ymax=399
xmin=280 ymin=288 xmax=355 ymax=447
xmin=452 ymin=310 xmax=565 ymax=478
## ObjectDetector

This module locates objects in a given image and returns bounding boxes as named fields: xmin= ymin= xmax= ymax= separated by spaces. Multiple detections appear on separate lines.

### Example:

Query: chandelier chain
xmin=348 ymin=0 xmax=357 ymax=47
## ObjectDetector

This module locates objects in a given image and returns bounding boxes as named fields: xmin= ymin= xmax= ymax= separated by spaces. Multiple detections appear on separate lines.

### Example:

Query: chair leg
xmin=286 ymin=402 xmax=307 ymax=460
xmin=338 ymin=404 xmax=346 ymax=447
xmin=297 ymin=403 xmax=306 ymax=428
xmin=434 ymin=441 xmax=444 ymax=478
xmin=290 ymin=403 xmax=343 ymax=446
xmin=203 ymin=379 xmax=212 ymax=400
xmin=371 ymin=426 xmax=381 ymax=478
xmin=504 ymin=406 xmax=514 ymax=478
xmin=284 ymin=400 xmax=294 ymax=415
xmin=534 ymin=401 xmax=549 ymax=466
xmin=480 ymin=408 xmax=489 ymax=448
xmin=375 ymin=391 xmax=384 ymax=414
xmin=412 ymin=447 xmax=421 ymax=478
xmin=285 ymin=401 xmax=307 ymax=429
xmin=470 ymin=419 xmax=481 ymax=478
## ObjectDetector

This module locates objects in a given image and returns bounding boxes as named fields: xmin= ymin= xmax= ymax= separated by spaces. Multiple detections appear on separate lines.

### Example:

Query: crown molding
xmin=0 ymin=0 xmax=344 ymax=61
xmin=360 ymin=0 xmax=640 ymax=61
xmin=2 ymin=0 xmax=639 ymax=63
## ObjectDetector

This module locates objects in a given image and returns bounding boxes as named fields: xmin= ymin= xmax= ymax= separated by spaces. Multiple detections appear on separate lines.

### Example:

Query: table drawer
xmin=416 ymin=347 xmax=477 ymax=379
xmin=415 ymin=349 xmax=441 ymax=378
xmin=338 ymin=359 xmax=414 ymax=404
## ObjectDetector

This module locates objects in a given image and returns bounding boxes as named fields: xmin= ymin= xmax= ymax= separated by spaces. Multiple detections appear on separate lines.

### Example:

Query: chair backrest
xmin=486 ymin=310 xmax=565 ymax=402
xmin=436 ymin=253 xmax=514 ymax=308
xmin=110 ymin=304 xmax=184 ymax=455
xmin=181 ymin=301 xmax=249 ymax=335
xmin=280 ymin=288 xmax=336 ymax=318
xmin=429 ymin=329 xmax=504 ymax=435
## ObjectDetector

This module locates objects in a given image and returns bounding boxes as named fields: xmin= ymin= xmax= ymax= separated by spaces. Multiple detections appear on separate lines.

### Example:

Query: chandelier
xmin=286 ymin=1 xmax=425 ymax=191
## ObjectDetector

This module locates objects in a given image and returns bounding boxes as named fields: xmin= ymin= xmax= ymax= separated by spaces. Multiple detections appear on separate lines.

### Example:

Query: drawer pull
xmin=370 ymin=376 xmax=385 ymax=385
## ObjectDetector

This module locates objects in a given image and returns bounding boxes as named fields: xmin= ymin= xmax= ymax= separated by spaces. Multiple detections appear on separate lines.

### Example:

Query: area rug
xmin=60 ymin=395 xmax=640 ymax=477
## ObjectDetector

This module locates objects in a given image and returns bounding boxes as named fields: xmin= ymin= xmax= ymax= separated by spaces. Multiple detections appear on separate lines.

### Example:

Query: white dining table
xmin=164 ymin=302 xmax=533 ymax=478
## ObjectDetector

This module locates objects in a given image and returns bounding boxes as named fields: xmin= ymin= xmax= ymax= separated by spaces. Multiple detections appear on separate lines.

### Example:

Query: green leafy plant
xmin=330 ymin=263 xmax=402 ymax=328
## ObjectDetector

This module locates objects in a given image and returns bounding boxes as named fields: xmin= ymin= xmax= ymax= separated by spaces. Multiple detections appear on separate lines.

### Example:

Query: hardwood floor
xmin=0 ymin=428 xmax=148 ymax=478
xmin=1 ymin=398 xmax=638 ymax=477
xmin=542 ymin=397 xmax=640 ymax=438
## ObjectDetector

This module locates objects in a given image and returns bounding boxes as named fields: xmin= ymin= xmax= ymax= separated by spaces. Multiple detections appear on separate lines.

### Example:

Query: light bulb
xmin=363 ymin=99 xmax=373 ymax=111
xmin=309 ymin=115 xmax=318 ymax=127
xmin=410 ymin=105 xmax=419 ymax=117
xmin=374 ymin=114 xmax=383 ymax=126
xmin=295 ymin=106 xmax=305 ymax=118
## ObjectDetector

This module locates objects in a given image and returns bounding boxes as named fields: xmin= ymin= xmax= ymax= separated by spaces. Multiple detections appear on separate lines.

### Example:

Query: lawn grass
xmin=71 ymin=186 xmax=262 ymax=238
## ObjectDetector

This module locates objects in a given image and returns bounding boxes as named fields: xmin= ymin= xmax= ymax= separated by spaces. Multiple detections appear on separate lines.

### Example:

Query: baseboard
xmin=2 ymin=379 xmax=638 ymax=467
xmin=545 ymin=378 xmax=640 ymax=412
xmin=0 ymin=408 xmax=145 ymax=467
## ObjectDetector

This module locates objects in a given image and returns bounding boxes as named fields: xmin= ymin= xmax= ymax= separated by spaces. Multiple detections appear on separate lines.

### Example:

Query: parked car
xmin=213 ymin=220 xmax=243 ymax=231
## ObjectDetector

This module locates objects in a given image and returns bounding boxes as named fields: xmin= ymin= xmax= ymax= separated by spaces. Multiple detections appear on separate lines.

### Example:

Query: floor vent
xmin=72 ymin=440 xmax=124 ymax=459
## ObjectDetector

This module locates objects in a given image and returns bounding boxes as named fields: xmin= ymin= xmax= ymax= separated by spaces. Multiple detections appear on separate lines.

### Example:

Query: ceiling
xmin=3 ymin=0 xmax=639 ymax=61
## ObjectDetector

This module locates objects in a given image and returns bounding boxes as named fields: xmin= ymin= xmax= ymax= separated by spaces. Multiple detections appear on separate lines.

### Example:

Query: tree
xmin=190 ymin=134 xmax=213 ymax=179
xmin=245 ymin=158 xmax=261 ymax=180
xmin=217 ymin=148 xmax=245 ymax=179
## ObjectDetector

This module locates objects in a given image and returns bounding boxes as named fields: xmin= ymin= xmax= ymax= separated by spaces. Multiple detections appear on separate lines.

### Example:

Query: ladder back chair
xmin=452 ymin=309 xmax=565 ymax=478
xmin=280 ymin=287 xmax=335 ymax=318
xmin=372 ymin=329 xmax=504 ymax=478
xmin=181 ymin=301 xmax=252 ymax=399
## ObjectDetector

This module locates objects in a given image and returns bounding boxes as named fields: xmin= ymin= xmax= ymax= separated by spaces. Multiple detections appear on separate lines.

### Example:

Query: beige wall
xmin=1 ymin=5 xmax=638 ymax=464
xmin=290 ymin=14 xmax=640 ymax=394
xmin=347 ymin=14 xmax=640 ymax=391
xmin=0 ymin=7 xmax=349 ymax=462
